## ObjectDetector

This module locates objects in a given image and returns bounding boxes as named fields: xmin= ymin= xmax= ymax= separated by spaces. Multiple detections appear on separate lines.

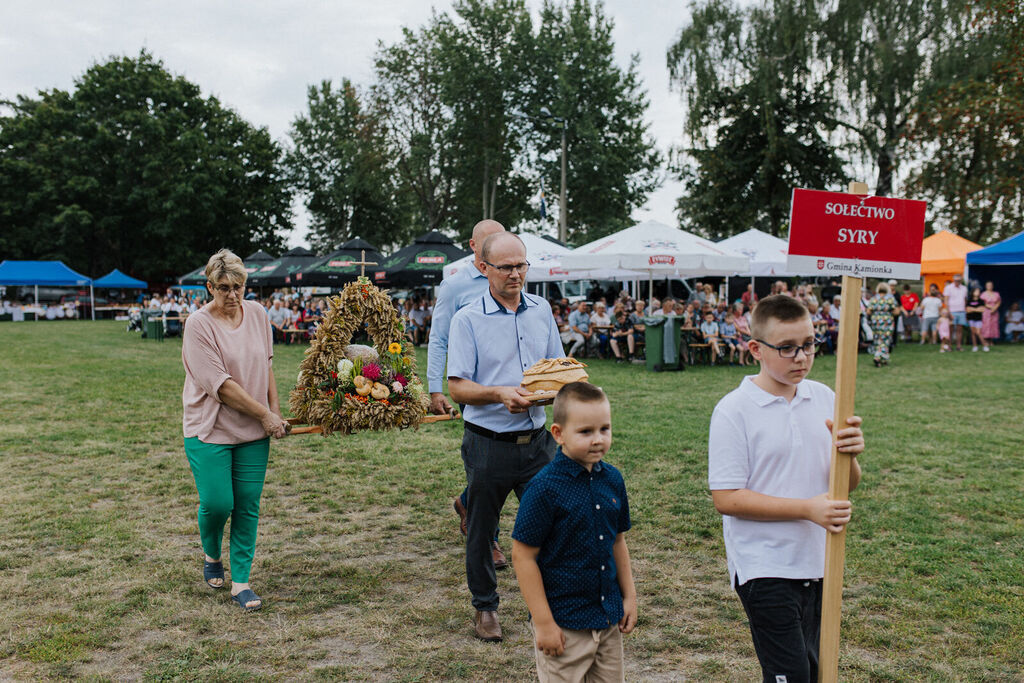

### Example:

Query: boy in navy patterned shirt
xmin=512 ymin=382 xmax=636 ymax=682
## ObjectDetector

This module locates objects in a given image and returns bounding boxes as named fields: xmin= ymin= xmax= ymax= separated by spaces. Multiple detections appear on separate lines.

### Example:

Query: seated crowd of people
xmin=113 ymin=277 xmax=1022 ymax=358
xmin=258 ymin=288 xmax=436 ymax=346
xmin=547 ymin=277 xmax=1023 ymax=367
xmin=549 ymin=287 xmax=757 ymax=366
xmin=1 ymin=299 xmax=80 ymax=320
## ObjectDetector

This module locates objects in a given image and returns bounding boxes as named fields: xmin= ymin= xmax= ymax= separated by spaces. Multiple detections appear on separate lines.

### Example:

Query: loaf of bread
xmin=521 ymin=357 xmax=589 ymax=393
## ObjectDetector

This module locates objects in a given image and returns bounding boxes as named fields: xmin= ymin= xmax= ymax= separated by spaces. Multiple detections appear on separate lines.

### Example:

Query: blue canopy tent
xmin=0 ymin=260 xmax=96 ymax=319
xmin=966 ymin=230 xmax=1024 ymax=324
xmin=93 ymin=268 xmax=147 ymax=289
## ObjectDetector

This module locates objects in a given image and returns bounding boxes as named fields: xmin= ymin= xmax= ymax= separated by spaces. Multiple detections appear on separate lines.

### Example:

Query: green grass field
xmin=1 ymin=321 xmax=1021 ymax=681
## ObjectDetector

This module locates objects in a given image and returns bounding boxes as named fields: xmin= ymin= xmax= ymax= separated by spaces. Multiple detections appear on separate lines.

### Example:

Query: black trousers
xmin=735 ymin=577 xmax=822 ymax=683
xmin=461 ymin=426 xmax=555 ymax=611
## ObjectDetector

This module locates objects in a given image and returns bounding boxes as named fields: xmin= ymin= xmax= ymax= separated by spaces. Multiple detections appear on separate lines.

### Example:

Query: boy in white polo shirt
xmin=708 ymin=295 xmax=865 ymax=683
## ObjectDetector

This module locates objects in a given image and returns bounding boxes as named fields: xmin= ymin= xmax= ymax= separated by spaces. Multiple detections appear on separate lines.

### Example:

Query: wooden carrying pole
xmin=818 ymin=181 xmax=867 ymax=682
xmin=284 ymin=413 xmax=457 ymax=435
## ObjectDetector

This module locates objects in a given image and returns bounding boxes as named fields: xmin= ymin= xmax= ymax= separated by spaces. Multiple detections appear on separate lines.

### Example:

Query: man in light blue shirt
xmin=566 ymin=300 xmax=595 ymax=357
xmin=427 ymin=220 xmax=505 ymax=414
xmin=447 ymin=232 xmax=563 ymax=642
xmin=427 ymin=220 xmax=508 ymax=567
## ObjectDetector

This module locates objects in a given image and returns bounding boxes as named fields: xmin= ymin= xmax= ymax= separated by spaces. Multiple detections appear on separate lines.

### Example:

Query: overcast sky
xmin=0 ymin=0 xmax=691 ymax=248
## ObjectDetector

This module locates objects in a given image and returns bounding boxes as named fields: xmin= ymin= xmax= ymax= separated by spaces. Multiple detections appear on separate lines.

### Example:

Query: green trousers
xmin=184 ymin=436 xmax=269 ymax=583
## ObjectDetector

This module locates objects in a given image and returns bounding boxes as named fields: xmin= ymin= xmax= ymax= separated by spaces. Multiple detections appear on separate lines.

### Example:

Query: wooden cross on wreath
xmin=350 ymin=249 xmax=378 ymax=278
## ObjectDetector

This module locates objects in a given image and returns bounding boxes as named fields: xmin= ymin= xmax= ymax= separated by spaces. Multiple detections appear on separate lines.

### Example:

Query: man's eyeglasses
xmin=210 ymin=283 xmax=244 ymax=295
xmin=754 ymin=339 xmax=817 ymax=358
xmin=484 ymin=261 xmax=530 ymax=276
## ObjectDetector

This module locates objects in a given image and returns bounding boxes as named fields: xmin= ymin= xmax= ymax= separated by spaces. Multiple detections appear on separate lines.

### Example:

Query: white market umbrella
xmin=560 ymin=220 xmax=749 ymax=278
xmin=717 ymin=228 xmax=795 ymax=276
xmin=443 ymin=232 xmax=643 ymax=283
xmin=560 ymin=221 xmax=749 ymax=304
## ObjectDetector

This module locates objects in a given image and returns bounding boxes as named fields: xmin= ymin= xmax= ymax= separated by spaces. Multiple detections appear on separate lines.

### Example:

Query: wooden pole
xmin=818 ymin=180 xmax=867 ymax=682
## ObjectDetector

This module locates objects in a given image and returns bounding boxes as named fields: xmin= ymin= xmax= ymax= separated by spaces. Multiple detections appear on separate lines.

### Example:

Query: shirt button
xmin=601 ymin=595 xmax=605 ymax=601
xmin=598 ymin=535 xmax=604 ymax=540
xmin=595 ymin=504 xmax=601 ymax=510
xmin=601 ymin=565 xmax=605 ymax=571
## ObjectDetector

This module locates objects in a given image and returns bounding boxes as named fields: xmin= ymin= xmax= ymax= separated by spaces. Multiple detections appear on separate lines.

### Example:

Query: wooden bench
xmin=686 ymin=342 xmax=713 ymax=366
xmin=283 ymin=327 xmax=309 ymax=342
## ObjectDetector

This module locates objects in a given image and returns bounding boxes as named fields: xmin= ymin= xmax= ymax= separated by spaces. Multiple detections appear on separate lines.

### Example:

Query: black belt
xmin=465 ymin=421 xmax=545 ymax=445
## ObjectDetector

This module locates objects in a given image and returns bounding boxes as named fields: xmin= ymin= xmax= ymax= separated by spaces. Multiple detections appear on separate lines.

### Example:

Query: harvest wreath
xmin=288 ymin=278 xmax=430 ymax=436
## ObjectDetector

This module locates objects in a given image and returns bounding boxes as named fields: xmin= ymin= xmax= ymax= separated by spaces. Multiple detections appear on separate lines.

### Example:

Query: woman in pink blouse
xmin=980 ymin=281 xmax=1001 ymax=349
xmin=730 ymin=303 xmax=752 ymax=365
xmin=182 ymin=249 xmax=288 ymax=611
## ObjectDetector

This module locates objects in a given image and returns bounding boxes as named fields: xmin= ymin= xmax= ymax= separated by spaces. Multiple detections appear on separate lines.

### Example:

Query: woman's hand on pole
xmin=261 ymin=410 xmax=288 ymax=439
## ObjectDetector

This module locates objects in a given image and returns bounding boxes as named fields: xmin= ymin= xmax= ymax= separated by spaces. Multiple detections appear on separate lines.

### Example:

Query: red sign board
xmin=417 ymin=256 xmax=445 ymax=265
xmin=649 ymin=255 xmax=675 ymax=265
xmin=787 ymin=188 xmax=926 ymax=279
xmin=328 ymin=260 xmax=353 ymax=267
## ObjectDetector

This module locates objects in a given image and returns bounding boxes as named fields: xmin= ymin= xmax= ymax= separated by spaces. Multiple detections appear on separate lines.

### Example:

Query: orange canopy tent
xmin=920 ymin=231 xmax=982 ymax=293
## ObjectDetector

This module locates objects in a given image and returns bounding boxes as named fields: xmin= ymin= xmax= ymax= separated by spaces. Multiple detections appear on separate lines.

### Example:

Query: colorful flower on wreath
xmin=388 ymin=342 xmax=402 ymax=354
xmin=337 ymin=358 xmax=354 ymax=376
xmin=394 ymin=373 xmax=408 ymax=387
xmin=391 ymin=381 xmax=404 ymax=394
xmin=362 ymin=362 xmax=382 ymax=381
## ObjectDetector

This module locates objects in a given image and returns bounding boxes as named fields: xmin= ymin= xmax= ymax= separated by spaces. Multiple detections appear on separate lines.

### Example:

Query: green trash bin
xmin=144 ymin=313 xmax=164 ymax=342
xmin=644 ymin=316 xmax=682 ymax=372
xmin=643 ymin=317 xmax=664 ymax=371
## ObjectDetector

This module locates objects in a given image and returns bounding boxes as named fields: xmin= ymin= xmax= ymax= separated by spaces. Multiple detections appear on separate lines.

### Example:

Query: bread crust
xmin=521 ymin=357 xmax=589 ymax=392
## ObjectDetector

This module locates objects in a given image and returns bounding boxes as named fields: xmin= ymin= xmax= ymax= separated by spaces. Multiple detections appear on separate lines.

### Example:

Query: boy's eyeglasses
xmin=484 ymin=261 xmax=530 ymax=276
xmin=754 ymin=339 xmax=817 ymax=358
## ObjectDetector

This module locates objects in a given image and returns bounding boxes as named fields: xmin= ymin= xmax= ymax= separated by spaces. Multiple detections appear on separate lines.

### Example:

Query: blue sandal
xmin=203 ymin=561 xmax=225 ymax=589
xmin=231 ymin=588 xmax=262 ymax=612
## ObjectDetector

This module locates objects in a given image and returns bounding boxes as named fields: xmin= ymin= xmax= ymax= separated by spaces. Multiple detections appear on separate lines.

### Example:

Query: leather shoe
xmin=492 ymin=540 xmax=508 ymax=570
xmin=453 ymin=496 xmax=468 ymax=536
xmin=473 ymin=610 xmax=502 ymax=642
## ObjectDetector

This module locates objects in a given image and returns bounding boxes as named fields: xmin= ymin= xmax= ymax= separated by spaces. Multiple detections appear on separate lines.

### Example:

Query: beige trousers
xmin=531 ymin=622 xmax=624 ymax=683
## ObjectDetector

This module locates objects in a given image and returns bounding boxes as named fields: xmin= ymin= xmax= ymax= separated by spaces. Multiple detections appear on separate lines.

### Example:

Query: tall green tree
xmin=369 ymin=0 xmax=660 ymax=244
xmin=0 ymin=51 xmax=291 ymax=282
xmin=434 ymin=0 xmax=536 ymax=237
xmin=906 ymin=0 xmax=1024 ymax=243
xmin=821 ymin=0 xmax=966 ymax=196
xmin=668 ymin=0 xmax=846 ymax=238
xmin=372 ymin=24 xmax=460 ymax=237
xmin=528 ymin=0 xmax=661 ymax=243
xmin=287 ymin=79 xmax=414 ymax=252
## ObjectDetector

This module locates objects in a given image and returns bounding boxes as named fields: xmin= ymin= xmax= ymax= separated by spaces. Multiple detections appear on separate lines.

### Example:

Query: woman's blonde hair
xmin=876 ymin=282 xmax=890 ymax=295
xmin=205 ymin=249 xmax=248 ymax=286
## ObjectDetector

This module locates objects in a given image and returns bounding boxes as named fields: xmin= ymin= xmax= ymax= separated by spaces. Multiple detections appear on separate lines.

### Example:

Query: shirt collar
xmin=740 ymin=374 xmax=812 ymax=406
xmin=555 ymin=446 xmax=604 ymax=477
xmin=483 ymin=290 xmax=539 ymax=315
